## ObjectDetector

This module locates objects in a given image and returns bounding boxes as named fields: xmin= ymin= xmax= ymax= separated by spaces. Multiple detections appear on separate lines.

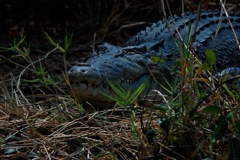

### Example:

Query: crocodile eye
xmin=150 ymin=40 xmax=164 ymax=50
xmin=123 ymin=45 xmax=147 ymax=51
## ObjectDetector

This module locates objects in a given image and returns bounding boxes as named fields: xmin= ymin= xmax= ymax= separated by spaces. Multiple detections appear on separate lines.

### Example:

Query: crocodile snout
xmin=67 ymin=63 xmax=102 ymax=83
xmin=68 ymin=63 xmax=91 ymax=73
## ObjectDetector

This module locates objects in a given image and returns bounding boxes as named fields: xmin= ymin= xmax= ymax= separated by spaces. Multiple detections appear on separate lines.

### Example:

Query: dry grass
xmin=1 ymin=76 xmax=239 ymax=159
xmin=0 ymin=84 xmax=165 ymax=159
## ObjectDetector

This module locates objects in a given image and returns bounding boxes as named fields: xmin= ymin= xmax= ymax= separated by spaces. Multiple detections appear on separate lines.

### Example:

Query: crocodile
xmin=67 ymin=11 xmax=240 ymax=106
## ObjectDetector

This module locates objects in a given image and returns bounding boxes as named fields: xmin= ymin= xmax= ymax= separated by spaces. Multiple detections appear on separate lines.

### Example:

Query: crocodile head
xmin=67 ymin=43 xmax=158 ymax=106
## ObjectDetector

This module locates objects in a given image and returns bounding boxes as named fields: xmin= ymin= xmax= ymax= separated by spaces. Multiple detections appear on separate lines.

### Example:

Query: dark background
xmin=2 ymin=0 xmax=238 ymax=46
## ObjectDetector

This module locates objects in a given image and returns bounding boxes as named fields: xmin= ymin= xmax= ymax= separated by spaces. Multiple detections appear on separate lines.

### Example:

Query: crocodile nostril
xmin=81 ymin=69 xmax=86 ymax=73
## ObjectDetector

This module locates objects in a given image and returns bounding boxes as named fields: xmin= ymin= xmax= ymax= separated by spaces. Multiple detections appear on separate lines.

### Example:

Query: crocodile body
xmin=67 ymin=11 xmax=240 ymax=106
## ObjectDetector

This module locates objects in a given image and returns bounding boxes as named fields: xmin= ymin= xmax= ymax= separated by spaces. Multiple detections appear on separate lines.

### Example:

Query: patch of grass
xmin=0 ymin=33 xmax=86 ymax=159
xmin=139 ymin=8 xmax=240 ymax=160
xmin=97 ymin=79 xmax=148 ymax=108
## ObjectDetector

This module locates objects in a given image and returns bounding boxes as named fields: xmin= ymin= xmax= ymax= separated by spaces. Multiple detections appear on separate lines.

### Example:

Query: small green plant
xmin=98 ymin=79 xmax=147 ymax=108
xmin=0 ymin=36 xmax=32 ymax=64
xmin=44 ymin=31 xmax=74 ymax=72
xmin=0 ymin=33 xmax=83 ymax=112
xmin=97 ymin=79 xmax=151 ymax=143
xmin=44 ymin=31 xmax=85 ymax=113
xmin=2 ymin=37 xmax=68 ymax=95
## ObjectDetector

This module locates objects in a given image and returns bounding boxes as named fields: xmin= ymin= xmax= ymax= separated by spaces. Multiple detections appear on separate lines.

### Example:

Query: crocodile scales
xmin=67 ymin=11 xmax=240 ymax=106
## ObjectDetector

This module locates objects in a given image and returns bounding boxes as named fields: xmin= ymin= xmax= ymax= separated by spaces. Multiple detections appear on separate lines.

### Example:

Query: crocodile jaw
xmin=67 ymin=44 xmax=152 ymax=105
xmin=67 ymin=64 xmax=110 ymax=103
xmin=67 ymin=63 xmax=152 ymax=105
xmin=69 ymin=81 xmax=113 ymax=105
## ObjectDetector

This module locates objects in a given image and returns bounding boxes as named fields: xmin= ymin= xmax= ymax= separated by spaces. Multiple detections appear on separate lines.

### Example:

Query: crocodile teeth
xmin=121 ymin=78 xmax=125 ymax=82
xmin=79 ymin=83 xmax=87 ymax=90
xmin=92 ymin=89 xmax=98 ymax=96
xmin=120 ymin=77 xmax=136 ymax=83
xmin=71 ymin=79 xmax=113 ymax=91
